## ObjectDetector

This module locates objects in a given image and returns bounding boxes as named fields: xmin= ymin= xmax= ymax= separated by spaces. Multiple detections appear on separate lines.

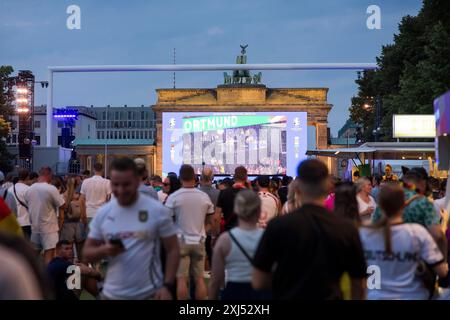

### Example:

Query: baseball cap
xmin=134 ymin=158 xmax=146 ymax=168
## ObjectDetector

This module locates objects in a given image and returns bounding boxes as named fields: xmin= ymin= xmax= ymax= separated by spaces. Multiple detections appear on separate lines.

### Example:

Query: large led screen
xmin=162 ymin=112 xmax=307 ymax=176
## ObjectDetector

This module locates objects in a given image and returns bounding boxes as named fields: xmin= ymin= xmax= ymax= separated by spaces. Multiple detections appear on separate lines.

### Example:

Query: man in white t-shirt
xmin=24 ymin=167 xmax=65 ymax=264
xmin=83 ymin=158 xmax=180 ymax=300
xmin=165 ymin=164 xmax=214 ymax=300
xmin=80 ymin=163 xmax=111 ymax=225
xmin=8 ymin=169 xmax=31 ymax=239
xmin=256 ymin=175 xmax=280 ymax=228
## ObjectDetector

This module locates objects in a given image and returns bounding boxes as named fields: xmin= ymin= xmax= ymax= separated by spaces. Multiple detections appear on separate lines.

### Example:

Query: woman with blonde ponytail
xmin=59 ymin=176 xmax=85 ymax=260
xmin=359 ymin=183 xmax=448 ymax=300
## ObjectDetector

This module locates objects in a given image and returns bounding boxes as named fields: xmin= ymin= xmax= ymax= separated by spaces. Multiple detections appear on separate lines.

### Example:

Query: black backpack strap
xmin=2 ymin=189 xmax=7 ymax=200
xmin=228 ymin=230 xmax=254 ymax=266
xmin=13 ymin=184 xmax=28 ymax=210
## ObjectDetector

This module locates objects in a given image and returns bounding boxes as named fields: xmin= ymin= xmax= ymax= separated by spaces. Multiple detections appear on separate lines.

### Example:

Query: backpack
xmin=66 ymin=198 xmax=82 ymax=221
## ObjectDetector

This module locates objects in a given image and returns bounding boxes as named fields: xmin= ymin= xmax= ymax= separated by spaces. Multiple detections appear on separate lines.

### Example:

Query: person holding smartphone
xmin=83 ymin=158 xmax=180 ymax=300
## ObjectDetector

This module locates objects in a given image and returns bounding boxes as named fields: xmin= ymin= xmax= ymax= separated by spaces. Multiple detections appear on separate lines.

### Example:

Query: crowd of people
xmin=0 ymin=158 xmax=449 ymax=300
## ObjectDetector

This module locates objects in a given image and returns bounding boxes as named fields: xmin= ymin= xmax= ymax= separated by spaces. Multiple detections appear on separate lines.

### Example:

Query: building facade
xmin=338 ymin=119 xmax=361 ymax=140
xmin=73 ymin=139 xmax=156 ymax=175
xmin=7 ymin=105 xmax=97 ymax=147
xmin=7 ymin=105 xmax=158 ymax=174
xmin=152 ymin=86 xmax=333 ymax=175
xmin=72 ymin=106 xmax=157 ymax=174
xmin=90 ymin=105 xmax=156 ymax=141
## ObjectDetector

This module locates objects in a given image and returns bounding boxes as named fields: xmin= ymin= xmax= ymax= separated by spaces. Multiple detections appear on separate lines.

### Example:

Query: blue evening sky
xmin=0 ymin=0 xmax=422 ymax=135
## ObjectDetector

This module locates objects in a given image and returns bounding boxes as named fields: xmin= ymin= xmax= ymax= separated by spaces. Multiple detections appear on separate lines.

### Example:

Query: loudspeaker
xmin=61 ymin=127 xmax=71 ymax=148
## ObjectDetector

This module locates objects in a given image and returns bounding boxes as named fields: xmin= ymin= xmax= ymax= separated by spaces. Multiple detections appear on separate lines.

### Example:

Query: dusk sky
xmin=0 ymin=0 xmax=423 ymax=135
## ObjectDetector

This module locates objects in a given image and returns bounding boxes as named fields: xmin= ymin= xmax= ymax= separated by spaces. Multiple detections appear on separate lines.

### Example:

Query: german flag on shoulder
xmin=0 ymin=196 xmax=23 ymax=237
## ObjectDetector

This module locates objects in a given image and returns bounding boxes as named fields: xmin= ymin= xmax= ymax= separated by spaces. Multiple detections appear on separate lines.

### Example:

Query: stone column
xmin=315 ymin=122 xmax=328 ymax=149
xmin=85 ymin=155 xmax=91 ymax=173
xmin=146 ymin=154 xmax=153 ymax=176
xmin=314 ymin=122 xmax=330 ymax=170
xmin=156 ymin=112 xmax=163 ymax=175
xmin=78 ymin=155 xmax=85 ymax=172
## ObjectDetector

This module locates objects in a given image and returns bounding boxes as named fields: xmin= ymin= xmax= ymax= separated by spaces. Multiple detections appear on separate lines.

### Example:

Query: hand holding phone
xmin=104 ymin=236 xmax=125 ymax=257
xmin=109 ymin=237 xmax=125 ymax=249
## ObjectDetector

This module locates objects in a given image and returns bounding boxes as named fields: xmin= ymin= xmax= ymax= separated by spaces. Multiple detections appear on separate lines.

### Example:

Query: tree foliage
xmin=349 ymin=0 xmax=450 ymax=141
xmin=0 ymin=65 xmax=16 ymax=173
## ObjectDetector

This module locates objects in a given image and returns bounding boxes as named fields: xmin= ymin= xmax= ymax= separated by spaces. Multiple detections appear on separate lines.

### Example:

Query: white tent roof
xmin=307 ymin=142 xmax=435 ymax=159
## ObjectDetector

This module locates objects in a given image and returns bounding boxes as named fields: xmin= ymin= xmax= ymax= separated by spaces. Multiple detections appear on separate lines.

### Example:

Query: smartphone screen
xmin=109 ymin=238 xmax=124 ymax=249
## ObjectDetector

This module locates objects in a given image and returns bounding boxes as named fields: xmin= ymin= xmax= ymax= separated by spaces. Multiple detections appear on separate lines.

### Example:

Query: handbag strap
xmin=228 ymin=230 xmax=254 ymax=266
xmin=13 ymin=184 xmax=28 ymax=210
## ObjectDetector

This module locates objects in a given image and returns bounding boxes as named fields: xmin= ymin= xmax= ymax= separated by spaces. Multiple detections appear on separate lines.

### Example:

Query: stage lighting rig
xmin=14 ymin=70 xmax=35 ymax=170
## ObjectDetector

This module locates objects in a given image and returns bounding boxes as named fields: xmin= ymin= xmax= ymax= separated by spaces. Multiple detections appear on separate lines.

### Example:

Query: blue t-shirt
xmin=47 ymin=257 xmax=78 ymax=300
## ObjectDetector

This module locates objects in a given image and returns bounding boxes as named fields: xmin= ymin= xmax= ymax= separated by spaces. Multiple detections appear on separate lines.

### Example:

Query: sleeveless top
xmin=225 ymin=227 xmax=264 ymax=283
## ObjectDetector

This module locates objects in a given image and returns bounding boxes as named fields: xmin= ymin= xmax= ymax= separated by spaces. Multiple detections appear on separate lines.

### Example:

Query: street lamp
xmin=6 ymin=71 xmax=43 ymax=171
xmin=373 ymin=96 xmax=382 ymax=142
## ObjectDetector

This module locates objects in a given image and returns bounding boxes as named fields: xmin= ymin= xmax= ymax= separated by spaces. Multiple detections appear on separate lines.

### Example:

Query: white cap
xmin=134 ymin=158 xmax=146 ymax=167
